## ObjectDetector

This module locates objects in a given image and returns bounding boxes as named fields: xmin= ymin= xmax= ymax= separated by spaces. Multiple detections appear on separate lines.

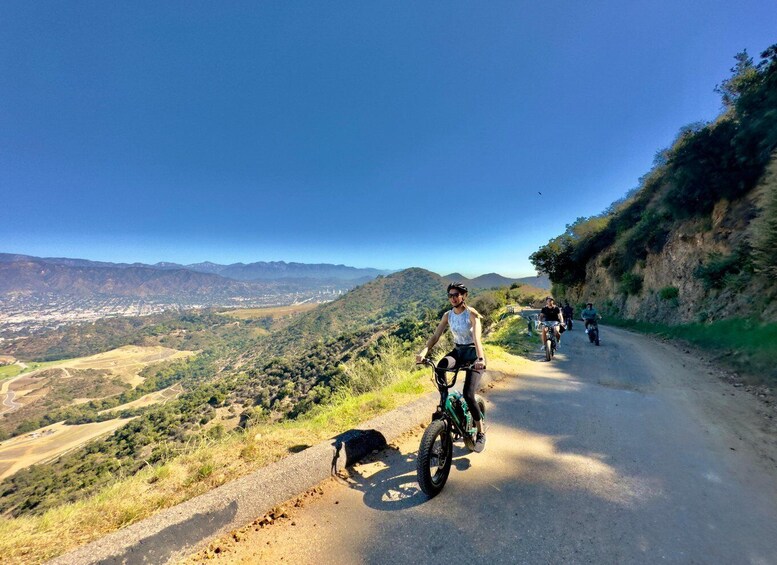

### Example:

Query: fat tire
xmin=545 ymin=340 xmax=552 ymax=361
xmin=417 ymin=420 xmax=452 ymax=497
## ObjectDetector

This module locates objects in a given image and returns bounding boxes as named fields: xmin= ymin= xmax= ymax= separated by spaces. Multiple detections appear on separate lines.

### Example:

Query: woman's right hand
xmin=415 ymin=353 xmax=425 ymax=364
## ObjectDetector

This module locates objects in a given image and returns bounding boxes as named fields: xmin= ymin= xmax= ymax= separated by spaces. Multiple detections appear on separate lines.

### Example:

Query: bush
xmin=694 ymin=248 xmax=753 ymax=290
xmin=658 ymin=286 xmax=679 ymax=300
xmin=750 ymin=154 xmax=777 ymax=276
xmin=620 ymin=273 xmax=643 ymax=296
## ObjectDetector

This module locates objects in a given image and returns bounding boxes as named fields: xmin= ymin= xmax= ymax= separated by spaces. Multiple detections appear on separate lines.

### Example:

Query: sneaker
xmin=474 ymin=432 xmax=486 ymax=453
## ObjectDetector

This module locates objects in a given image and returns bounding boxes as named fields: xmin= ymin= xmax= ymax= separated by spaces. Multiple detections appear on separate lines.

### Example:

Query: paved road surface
xmin=185 ymin=326 xmax=777 ymax=564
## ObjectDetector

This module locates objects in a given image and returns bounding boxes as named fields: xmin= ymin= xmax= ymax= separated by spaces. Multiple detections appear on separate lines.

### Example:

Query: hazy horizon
xmin=1 ymin=248 xmax=544 ymax=280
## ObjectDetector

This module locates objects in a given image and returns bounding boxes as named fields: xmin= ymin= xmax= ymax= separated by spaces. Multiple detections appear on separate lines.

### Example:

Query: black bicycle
xmin=416 ymin=358 xmax=486 ymax=497
xmin=540 ymin=321 xmax=560 ymax=361
xmin=585 ymin=319 xmax=600 ymax=346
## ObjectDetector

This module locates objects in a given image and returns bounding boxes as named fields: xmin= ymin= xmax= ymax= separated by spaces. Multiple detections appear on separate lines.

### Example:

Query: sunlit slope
xmin=276 ymin=268 xmax=448 ymax=343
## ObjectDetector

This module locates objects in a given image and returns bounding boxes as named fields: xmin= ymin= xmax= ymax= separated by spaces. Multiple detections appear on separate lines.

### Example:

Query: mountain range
xmin=442 ymin=272 xmax=550 ymax=290
xmin=0 ymin=253 xmax=546 ymax=307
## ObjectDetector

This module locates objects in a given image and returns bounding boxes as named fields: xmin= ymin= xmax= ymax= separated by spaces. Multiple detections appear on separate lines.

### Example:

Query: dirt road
xmin=185 ymin=326 xmax=777 ymax=564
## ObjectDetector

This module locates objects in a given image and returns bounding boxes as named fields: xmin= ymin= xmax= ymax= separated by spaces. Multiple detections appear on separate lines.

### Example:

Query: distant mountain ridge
xmin=183 ymin=260 xmax=390 ymax=281
xmin=0 ymin=253 xmax=384 ymax=304
xmin=0 ymin=253 xmax=389 ymax=281
xmin=442 ymin=272 xmax=550 ymax=290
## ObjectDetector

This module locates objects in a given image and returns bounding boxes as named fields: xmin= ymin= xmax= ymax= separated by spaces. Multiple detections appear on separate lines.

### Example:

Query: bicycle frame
xmin=421 ymin=358 xmax=477 ymax=440
xmin=540 ymin=321 xmax=560 ymax=343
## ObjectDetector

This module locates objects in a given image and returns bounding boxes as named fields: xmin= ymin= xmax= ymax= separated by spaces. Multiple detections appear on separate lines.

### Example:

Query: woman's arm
xmin=471 ymin=311 xmax=485 ymax=370
xmin=416 ymin=313 xmax=449 ymax=362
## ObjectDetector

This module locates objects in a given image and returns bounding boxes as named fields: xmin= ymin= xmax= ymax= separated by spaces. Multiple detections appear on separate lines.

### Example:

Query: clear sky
xmin=2 ymin=2 xmax=776 ymax=277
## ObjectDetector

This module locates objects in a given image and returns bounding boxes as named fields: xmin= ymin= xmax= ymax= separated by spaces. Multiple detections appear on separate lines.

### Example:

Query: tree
xmin=716 ymin=50 xmax=757 ymax=108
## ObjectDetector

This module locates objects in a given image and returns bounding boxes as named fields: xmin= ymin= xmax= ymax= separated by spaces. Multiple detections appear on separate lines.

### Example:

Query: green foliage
xmin=469 ymin=290 xmax=507 ymax=328
xmin=619 ymin=273 xmax=643 ymax=296
xmin=694 ymin=248 xmax=753 ymax=290
xmin=337 ymin=336 xmax=412 ymax=397
xmin=658 ymin=286 xmax=679 ymax=301
xmin=531 ymin=46 xmax=777 ymax=287
xmin=606 ymin=316 xmax=777 ymax=385
xmin=750 ymin=154 xmax=777 ymax=276
xmin=485 ymin=317 xmax=535 ymax=357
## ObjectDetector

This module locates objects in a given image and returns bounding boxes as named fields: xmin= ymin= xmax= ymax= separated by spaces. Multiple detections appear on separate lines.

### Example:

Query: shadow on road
xmin=341 ymin=442 xmax=475 ymax=512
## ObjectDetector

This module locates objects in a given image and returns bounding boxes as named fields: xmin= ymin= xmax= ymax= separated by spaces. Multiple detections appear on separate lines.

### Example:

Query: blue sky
xmin=2 ymin=2 xmax=776 ymax=277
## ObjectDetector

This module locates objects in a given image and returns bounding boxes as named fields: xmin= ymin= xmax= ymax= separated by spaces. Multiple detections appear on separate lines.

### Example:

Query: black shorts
xmin=446 ymin=344 xmax=478 ymax=368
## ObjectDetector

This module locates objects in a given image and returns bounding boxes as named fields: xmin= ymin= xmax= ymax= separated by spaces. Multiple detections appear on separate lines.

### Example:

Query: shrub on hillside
xmin=694 ymin=248 xmax=753 ymax=290
xmin=751 ymin=154 xmax=777 ymax=277
xmin=620 ymin=273 xmax=643 ymax=296
xmin=658 ymin=286 xmax=679 ymax=300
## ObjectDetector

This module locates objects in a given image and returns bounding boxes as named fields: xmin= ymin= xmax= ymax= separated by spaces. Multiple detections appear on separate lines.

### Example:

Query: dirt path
xmin=183 ymin=326 xmax=777 ymax=564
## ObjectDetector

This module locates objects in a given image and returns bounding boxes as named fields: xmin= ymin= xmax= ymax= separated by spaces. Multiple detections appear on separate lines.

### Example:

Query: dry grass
xmin=1 ymin=340 xmax=520 ymax=564
xmin=220 ymin=303 xmax=319 ymax=321
xmin=99 ymin=383 xmax=183 ymax=415
xmin=55 ymin=345 xmax=194 ymax=387
xmin=0 ymin=367 xmax=434 ymax=565
xmin=0 ymin=418 xmax=136 ymax=481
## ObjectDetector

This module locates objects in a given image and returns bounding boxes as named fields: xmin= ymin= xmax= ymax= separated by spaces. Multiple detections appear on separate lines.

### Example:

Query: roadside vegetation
xmin=0 ymin=286 xmax=531 ymax=564
xmin=530 ymin=45 xmax=777 ymax=308
xmin=603 ymin=316 xmax=777 ymax=386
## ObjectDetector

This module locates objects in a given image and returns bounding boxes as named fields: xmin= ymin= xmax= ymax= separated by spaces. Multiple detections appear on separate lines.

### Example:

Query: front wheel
xmin=545 ymin=339 xmax=552 ymax=361
xmin=417 ymin=419 xmax=452 ymax=497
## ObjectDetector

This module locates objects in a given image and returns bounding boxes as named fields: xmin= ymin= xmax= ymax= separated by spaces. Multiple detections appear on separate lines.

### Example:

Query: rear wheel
xmin=417 ymin=420 xmax=452 ymax=497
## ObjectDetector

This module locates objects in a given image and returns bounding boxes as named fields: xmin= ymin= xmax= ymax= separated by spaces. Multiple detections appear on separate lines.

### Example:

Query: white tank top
xmin=448 ymin=308 xmax=473 ymax=344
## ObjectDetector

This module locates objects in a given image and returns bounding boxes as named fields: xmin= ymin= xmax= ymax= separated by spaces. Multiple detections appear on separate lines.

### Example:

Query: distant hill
xmin=0 ymin=253 xmax=376 ymax=305
xmin=441 ymin=272 xmax=550 ymax=290
xmin=184 ymin=261 xmax=390 ymax=281
xmin=281 ymin=268 xmax=447 ymax=340
xmin=513 ymin=275 xmax=550 ymax=290
xmin=0 ymin=256 xmax=265 ymax=299
xmin=0 ymin=253 xmax=387 ymax=304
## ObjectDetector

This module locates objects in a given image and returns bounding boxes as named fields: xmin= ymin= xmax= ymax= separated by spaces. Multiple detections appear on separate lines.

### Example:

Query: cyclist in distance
xmin=539 ymin=297 xmax=565 ymax=346
xmin=581 ymin=302 xmax=600 ymax=331
xmin=416 ymin=282 xmax=487 ymax=453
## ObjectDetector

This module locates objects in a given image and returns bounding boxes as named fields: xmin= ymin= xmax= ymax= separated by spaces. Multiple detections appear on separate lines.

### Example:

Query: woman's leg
xmin=463 ymin=369 xmax=483 ymax=422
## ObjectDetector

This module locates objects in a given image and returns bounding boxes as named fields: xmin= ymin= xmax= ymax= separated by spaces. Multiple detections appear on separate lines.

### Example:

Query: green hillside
xmin=530 ymin=45 xmax=777 ymax=381
xmin=0 ymin=268 xmax=450 ymax=517
xmin=531 ymin=45 xmax=776 ymax=313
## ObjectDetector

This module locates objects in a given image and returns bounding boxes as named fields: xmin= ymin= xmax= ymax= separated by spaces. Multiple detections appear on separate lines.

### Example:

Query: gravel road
xmin=183 ymin=325 xmax=777 ymax=565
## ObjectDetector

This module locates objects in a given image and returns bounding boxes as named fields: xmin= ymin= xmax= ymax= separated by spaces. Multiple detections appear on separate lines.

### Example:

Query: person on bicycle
xmin=581 ymin=302 xmax=600 ymax=331
xmin=415 ymin=282 xmax=487 ymax=453
xmin=539 ymin=297 xmax=564 ymax=346
xmin=562 ymin=301 xmax=574 ymax=328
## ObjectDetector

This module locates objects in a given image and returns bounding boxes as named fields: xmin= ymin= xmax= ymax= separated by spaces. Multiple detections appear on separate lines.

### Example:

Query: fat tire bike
xmin=416 ymin=358 xmax=486 ymax=497
xmin=540 ymin=321 xmax=560 ymax=361
xmin=586 ymin=319 xmax=600 ymax=346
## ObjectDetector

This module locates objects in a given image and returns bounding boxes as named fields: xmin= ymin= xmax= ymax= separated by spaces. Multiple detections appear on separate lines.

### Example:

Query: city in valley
xmin=0 ymin=288 xmax=346 ymax=338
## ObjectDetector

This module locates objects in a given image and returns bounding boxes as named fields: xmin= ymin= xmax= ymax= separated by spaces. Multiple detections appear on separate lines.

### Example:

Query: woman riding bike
xmin=416 ymin=282 xmax=487 ymax=453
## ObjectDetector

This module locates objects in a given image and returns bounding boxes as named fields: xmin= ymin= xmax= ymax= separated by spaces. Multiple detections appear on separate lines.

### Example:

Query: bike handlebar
xmin=418 ymin=358 xmax=476 ymax=389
